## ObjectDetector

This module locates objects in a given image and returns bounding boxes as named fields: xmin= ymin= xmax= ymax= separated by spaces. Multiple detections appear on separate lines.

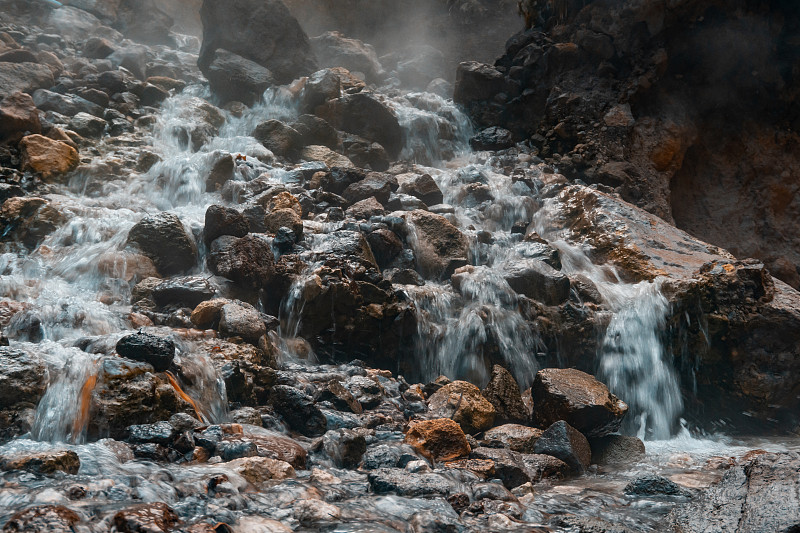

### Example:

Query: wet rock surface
xmin=0 ymin=1 xmax=798 ymax=532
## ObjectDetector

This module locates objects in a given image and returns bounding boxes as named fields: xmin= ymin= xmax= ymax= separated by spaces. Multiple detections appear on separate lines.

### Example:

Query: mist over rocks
xmin=198 ymin=0 xmax=316 ymax=85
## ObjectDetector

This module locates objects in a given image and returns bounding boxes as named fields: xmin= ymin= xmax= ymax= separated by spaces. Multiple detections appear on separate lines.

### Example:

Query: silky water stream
xmin=0 ymin=81 xmax=796 ymax=532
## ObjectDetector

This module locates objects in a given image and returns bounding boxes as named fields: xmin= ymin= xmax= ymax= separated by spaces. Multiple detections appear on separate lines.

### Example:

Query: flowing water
xmin=1 ymin=72 xmax=796 ymax=531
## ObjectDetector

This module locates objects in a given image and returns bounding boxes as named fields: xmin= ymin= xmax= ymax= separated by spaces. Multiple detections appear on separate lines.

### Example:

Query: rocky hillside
xmin=454 ymin=0 xmax=800 ymax=290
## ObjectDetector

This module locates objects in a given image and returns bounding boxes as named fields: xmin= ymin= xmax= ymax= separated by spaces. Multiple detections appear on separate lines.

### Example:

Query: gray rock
xmin=198 ymin=0 xmax=316 ymax=84
xmin=127 ymin=213 xmax=198 ymax=276
xmin=219 ymin=302 xmax=266 ymax=343
xmin=206 ymin=49 xmax=274 ymax=106
xmin=503 ymin=259 xmax=570 ymax=306
xmin=669 ymin=452 xmax=800 ymax=532
xmin=68 ymin=112 xmax=107 ymax=137
xmin=310 ymin=31 xmax=384 ymax=83
xmin=33 ymin=89 xmax=103 ymax=117
xmin=533 ymin=420 xmax=591 ymax=474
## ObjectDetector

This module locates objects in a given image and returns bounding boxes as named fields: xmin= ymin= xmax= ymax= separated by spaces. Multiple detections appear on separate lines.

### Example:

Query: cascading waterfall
xmin=536 ymin=234 xmax=684 ymax=439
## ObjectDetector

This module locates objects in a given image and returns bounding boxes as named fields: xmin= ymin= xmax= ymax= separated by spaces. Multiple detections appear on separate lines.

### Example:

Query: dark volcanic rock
xmin=0 ymin=347 xmax=47 ymax=443
xmin=482 ymin=364 xmax=530 ymax=425
xmin=669 ymin=452 xmax=800 ymax=532
xmin=533 ymin=421 xmax=591 ymax=474
xmin=127 ymin=213 xmax=198 ymax=276
xmin=532 ymin=368 xmax=628 ymax=438
xmin=316 ymin=92 xmax=403 ymax=158
xmin=625 ymin=475 xmax=692 ymax=498
xmin=503 ymin=259 xmax=570 ymax=306
xmin=270 ymin=385 xmax=327 ymax=437
xmin=208 ymin=235 xmax=275 ymax=291
xmin=590 ymin=434 xmax=646 ymax=466
xmin=368 ymin=468 xmax=457 ymax=497
xmin=116 ymin=332 xmax=175 ymax=372
xmin=470 ymin=126 xmax=514 ymax=151
xmin=204 ymin=205 xmax=249 ymax=245
xmin=198 ymin=0 xmax=316 ymax=85
xmin=205 ymin=49 xmax=274 ymax=106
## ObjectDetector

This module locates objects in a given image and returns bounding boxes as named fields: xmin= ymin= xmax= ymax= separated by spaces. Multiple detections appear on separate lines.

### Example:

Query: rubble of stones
xmin=1 ymin=1 xmax=799 ymax=532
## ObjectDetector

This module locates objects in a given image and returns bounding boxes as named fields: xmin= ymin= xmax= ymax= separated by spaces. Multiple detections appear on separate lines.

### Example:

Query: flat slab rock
xmin=669 ymin=452 xmax=800 ymax=532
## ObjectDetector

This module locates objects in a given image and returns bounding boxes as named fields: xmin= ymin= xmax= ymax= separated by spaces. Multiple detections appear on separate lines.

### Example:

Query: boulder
xmin=115 ymin=332 xmax=175 ymax=372
xmin=190 ymin=298 xmax=228 ymax=329
xmin=205 ymin=48 xmax=274 ymax=105
xmin=366 ymin=229 xmax=403 ymax=269
xmin=532 ymin=368 xmax=628 ymax=438
xmin=2 ymin=506 xmax=81 ymax=533
xmin=219 ymin=302 xmax=266 ymax=343
xmin=342 ymin=173 xmax=394 ymax=205
xmin=316 ymin=92 xmax=403 ymax=158
xmin=112 ymin=503 xmax=179 ymax=533
xmin=207 ymin=235 xmax=275 ymax=291
xmin=263 ymin=208 xmax=303 ymax=240
xmin=292 ymin=115 xmax=340 ymax=150
xmin=253 ymin=119 xmax=303 ymax=159
xmin=470 ymin=126 xmax=514 ymax=151
xmin=503 ymin=259 xmax=570 ymax=306
xmin=625 ymin=475 xmax=693 ymax=499
xmin=0 ymin=450 xmax=80 ymax=475
xmin=404 ymin=418 xmax=471 ymax=462
xmin=127 ymin=213 xmax=198 ymax=276
xmin=198 ymin=0 xmax=316 ymax=84
xmin=225 ymin=456 xmax=295 ymax=484
xmin=367 ymin=468 xmax=458 ymax=497
xmin=322 ymin=428 xmax=367 ymax=468
xmin=19 ymin=135 xmax=79 ymax=181
xmin=482 ymin=364 xmax=530 ymax=425
xmin=669 ymin=452 xmax=800 ymax=532
xmin=533 ymin=420 xmax=592 ymax=474
xmin=151 ymin=276 xmax=216 ymax=308
xmin=428 ymin=381 xmax=496 ymax=434
xmin=0 ymin=62 xmax=54 ymax=100
xmin=270 ymin=385 xmax=327 ymax=437
xmin=0 ymin=348 xmax=47 ymax=443
xmin=300 ymin=68 xmax=343 ymax=113
xmin=470 ymin=447 xmax=568 ymax=488
xmin=590 ymin=434 xmax=646 ymax=466
xmin=483 ymin=424 xmax=542 ymax=454
xmin=0 ymin=197 xmax=64 ymax=249
xmin=405 ymin=210 xmax=469 ymax=279
xmin=204 ymin=205 xmax=249 ymax=245
xmin=453 ymin=61 xmax=505 ymax=105
xmin=33 ymin=89 xmax=103 ymax=117
xmin=397 ymin=173 xmax=444 ymax=206
xmin=310 ymin=31 xmax=383 ymax=83
xmin=83 ymin=36 xmax=116 ymax=59
xmin=68 ymin=112 xmax=107 ymax=137
xmin=0 ymin=92 xmax=41 ymax=143
xmin=204 ymin=151 xmax=235 ymax=192
xmin=300 ymin=145 xmax=353 ymax=168
xmin=346 ymin=197 xmax=385 ymax=220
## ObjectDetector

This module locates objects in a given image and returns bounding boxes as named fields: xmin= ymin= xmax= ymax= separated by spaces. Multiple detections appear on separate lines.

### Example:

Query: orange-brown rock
xmin=190 ymin=298 xmax=229 ymax=329
xmin=3 ymin=505 xmax=80 ymax=533
xmin=112 ymin=502 xmax=179 ymax=533
xmin=19 ymin=134 xmax=79 ymax=181
xmin=532 ymin=368 xmax=627 ymax=438
xmin=428 ymin=380 xmax=496 ymax=434
xmin=444 ymin=458 xmax=496 ymax=479
xmin=405 ymin=418 xmax=471 ymax=463
xmin=0 ymin=91 xmax=41 ymax=143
